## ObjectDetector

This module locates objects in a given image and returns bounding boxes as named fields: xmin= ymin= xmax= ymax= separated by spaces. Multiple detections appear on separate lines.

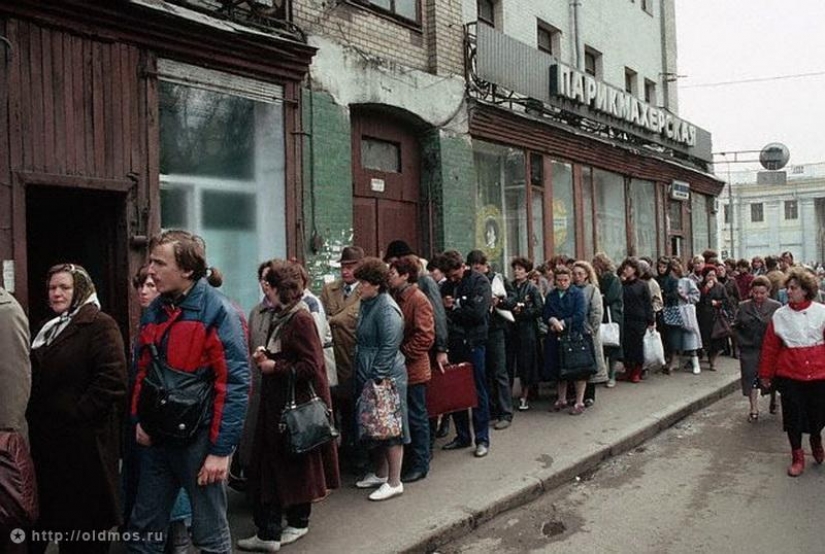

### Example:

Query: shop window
xmin=630 ymin=179 xmax=656 ymax=257
xmin=551 ymin=161 xmax=575 ymax=258
xmin=581 ymin=167 xmax=595 ymax=258
xmin=751 ymin=203 xmax=764 ymax=223
xmin=692 ymin=193 xmax=710 ymax=254
xmin=669 ymin=200 xmax=683 ymax=231
xmin=529 ymin=153 xmax=545 ymax=260
xmin=361 ymin=137 xmax=401 ymax=173
xmin=784 ymin=200 xmax=798 ymax=220
xmin=159 ymin=69 xmax=286 ymax=314
xmin=593 ymin=169 xmax=627 ymax=263
xmin=360 ymin=0 xmax=419 ymax=23
xmin=478 ymin=0 xmax=495 ymax=26
xmin=537 ymin=21 xmax=560 ymax=57
xmin=473 ymin=140 xmax=525 ymax=270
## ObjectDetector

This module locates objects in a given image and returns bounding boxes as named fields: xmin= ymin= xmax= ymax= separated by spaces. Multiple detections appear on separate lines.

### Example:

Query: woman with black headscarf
xmin=27 ymin=264 xmax=127 ymax=553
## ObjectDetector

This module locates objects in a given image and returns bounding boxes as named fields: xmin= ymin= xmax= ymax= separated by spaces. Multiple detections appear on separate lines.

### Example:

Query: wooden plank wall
xmin=6 ymin=18 xmax=142 ymax=179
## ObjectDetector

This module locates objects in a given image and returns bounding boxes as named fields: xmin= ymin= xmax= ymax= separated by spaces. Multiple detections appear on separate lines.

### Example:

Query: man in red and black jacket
xmin=128 ymin=230 xmax=249 ymax=554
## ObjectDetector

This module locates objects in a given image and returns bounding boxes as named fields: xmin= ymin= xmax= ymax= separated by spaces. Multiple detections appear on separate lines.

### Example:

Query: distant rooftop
xmin=715 ymin=162 xmax=825 ymax=184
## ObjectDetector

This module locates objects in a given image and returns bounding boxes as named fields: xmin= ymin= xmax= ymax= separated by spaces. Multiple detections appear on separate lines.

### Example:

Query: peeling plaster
xmin=307 ymin=35 xmax=469 ymax=135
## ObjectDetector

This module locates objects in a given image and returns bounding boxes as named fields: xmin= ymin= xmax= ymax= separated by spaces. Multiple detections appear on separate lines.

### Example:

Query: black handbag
xmin=711 ymin=309 xmax=732 ymax=339
xmin=558 ymin=331 xmax=597 ymax=380
xmin=137 ymin=343 xmax=213 ymax=445
xmin=280 ymin=369 xmax=338 ymax=455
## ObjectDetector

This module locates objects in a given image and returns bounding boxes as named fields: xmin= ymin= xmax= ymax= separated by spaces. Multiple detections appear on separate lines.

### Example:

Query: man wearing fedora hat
xmin=321 ymin=245 xmax=365 ymax=471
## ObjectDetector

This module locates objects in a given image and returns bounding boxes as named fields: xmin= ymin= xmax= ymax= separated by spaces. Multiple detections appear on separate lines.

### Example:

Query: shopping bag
xmin=600 ymin=309 xmax=621 ymax=347
xmin=643 ymin=328 xmax=666 ymax=370
xmin=357 ymin=379 xmax=402 ymax=441
xmin=662 ymin=305 xmax=684 ymax=328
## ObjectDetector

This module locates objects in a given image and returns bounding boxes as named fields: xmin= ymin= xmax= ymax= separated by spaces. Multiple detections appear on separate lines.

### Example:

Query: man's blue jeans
xmin=127 ymin=430 xmax=231 ymax=554
xmin=452 ymin=344 xmax=490 ymax=447
xmin=406 ymin=383 xmax=431 ymax=473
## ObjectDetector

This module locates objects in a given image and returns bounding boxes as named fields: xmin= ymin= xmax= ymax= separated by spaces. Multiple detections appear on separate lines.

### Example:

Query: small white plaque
xmin=370 ymin=178 xmax=385 ymax=192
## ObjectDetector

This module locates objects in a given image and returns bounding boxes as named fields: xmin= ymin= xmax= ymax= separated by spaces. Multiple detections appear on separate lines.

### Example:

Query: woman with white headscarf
xmin=27 ymin=263 xmax=127 ymax=554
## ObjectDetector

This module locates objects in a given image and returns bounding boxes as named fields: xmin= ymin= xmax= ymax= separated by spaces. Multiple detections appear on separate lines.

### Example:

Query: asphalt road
xmin=439 ymin=391 xmax=824 ymax=554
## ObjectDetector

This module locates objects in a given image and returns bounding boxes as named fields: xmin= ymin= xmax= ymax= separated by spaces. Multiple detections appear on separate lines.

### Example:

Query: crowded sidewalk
xmin=225 ymin=360 xmax=740 ymax=553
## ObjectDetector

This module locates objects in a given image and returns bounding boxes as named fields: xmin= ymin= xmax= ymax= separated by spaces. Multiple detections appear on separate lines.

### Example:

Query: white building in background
xmin=718 ymin=163 xmax=825 ymax=264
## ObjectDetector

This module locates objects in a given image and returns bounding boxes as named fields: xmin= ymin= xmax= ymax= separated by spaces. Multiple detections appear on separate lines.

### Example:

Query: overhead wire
xmin=680 ymin=70 xmax=825 ymax=89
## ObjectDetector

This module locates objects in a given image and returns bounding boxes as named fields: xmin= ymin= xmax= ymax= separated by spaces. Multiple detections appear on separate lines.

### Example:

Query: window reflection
xmin=594 ymin=169 xmax=627 ymax=263
xmin=159 ymin=76 xmax=285 ymax=313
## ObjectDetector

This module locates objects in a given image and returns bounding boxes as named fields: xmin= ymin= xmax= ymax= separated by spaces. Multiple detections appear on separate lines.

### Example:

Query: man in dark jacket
xmin=129 ymin=230 xmax=249 ymax=554
xmin=466 ymin=250 xmax=515 ymax=430
xmin=439 ymin=250 xmax=493 ymax=458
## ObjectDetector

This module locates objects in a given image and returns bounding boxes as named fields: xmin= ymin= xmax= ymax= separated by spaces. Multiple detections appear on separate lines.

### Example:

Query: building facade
xmin=2 ymin=0 xmax=724 ymax=341
xmin=0 ymin=0 xmax=314 ymax=336
xmin=718 ymin=163 xmax=825 ymax=265
xmin=459 ymin=0 xmax=722 ymax=270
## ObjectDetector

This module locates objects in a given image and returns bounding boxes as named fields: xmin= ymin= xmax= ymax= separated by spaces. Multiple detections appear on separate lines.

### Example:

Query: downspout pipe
xmin=570 ymin=0 xmax=583 ymax=70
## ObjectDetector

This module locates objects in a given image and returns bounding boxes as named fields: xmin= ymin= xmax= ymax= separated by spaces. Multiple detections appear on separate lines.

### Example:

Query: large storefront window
xmin=581 ymin=168 xmax=595 ymax=258
xmin=159 ymin=62 xmax=285 ymax=313
xmin=691 ymin=192 xmax=711 ymax=255
xmin=551 ymin=161 xmax=575 ymax=257
xmin=473 ymin=141 xmax=525 ymax=270
xmin=630 ymin=179 xmax=656 ymax=257
xmin=594 ymin=169 xmax=627 ymax=263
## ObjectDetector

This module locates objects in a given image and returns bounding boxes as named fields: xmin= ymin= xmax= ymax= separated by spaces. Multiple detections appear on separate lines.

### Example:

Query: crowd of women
xmin=3 ymin=243 xmax=825 ymax=553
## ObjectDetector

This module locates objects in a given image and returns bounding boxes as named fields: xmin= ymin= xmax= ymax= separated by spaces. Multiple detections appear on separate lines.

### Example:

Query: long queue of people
xmin=2 ymin=231 xmax=824 ymax=553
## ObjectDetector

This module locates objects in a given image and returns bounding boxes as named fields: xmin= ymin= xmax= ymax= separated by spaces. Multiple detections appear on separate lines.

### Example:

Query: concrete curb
xmin=401 ymin=377 xmax=739 ymax=553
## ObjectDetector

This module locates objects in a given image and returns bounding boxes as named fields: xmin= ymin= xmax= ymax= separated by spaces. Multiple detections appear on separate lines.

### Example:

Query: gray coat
xmin=0 ymin=288 xmax=31 ymax=440
xmin=355 ymin=292 xmax=409 ymax=443
xmin=579 ymin=284 xmax=608 ymax=384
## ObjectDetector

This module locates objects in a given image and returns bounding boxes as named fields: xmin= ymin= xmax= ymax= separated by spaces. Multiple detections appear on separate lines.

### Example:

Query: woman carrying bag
xmin=352 ymin=258 xmax=409 ymax=501
xmin=239 ymin=262 xmax=340 ymax=552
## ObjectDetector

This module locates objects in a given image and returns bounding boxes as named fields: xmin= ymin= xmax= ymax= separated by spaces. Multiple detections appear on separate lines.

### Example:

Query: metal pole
xmin=727 ymin=161 xmax=734 ymax=259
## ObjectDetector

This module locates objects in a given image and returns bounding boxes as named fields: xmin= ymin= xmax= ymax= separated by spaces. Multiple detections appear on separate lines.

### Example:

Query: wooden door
xmin=351 ymin=110 xmax=421 ymax=258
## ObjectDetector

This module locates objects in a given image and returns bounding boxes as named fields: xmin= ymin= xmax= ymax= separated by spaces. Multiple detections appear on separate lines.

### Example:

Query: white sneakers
xmin=280 ymin=526 xmax=308 ymax=546
xmin=237 ymin=535 xmax=280 ymax=553
xmin=237 ymin=527 xmax=308 ymax=552
xmin=368 ymin=482 xmax=404 ymax=501
xmin=691 ymin=356 xmax=701 ymax=375
xmin=355 ymin=472 xmax=388 ymax=489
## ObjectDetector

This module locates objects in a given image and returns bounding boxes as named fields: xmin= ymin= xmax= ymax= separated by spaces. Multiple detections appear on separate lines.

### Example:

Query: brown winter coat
xmin=249 ymin=309 xmax=340 ymax=507
xmin=320 ymin=279 xmax=361 ymax=384
xmin=0 ymin=288 xmax=31 ymax=440
xmin=27 ymin=304 xmax=127 ymax=531
xmin=394 ymin=284 xmax=435 ymax=385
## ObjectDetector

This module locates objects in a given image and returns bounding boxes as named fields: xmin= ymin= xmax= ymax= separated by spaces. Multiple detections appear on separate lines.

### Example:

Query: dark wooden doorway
xmin=351 ymin=109 xmax=422 ymax=258
xmin=25 ymin=185 xmax=130 ymax=342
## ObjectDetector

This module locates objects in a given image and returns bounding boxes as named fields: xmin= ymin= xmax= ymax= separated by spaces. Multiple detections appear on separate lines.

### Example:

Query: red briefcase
xmin=426 ymin=362 xmax=478 ymax=417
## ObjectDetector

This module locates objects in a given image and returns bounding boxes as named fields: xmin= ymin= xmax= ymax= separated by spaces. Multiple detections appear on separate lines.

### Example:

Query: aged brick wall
xmin=294 ymin=0 xmax=463 ymax=77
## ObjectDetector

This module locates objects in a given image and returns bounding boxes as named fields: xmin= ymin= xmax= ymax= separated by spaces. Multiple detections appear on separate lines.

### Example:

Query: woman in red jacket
xmin=759 ymin=267 xmax=825 ymax=477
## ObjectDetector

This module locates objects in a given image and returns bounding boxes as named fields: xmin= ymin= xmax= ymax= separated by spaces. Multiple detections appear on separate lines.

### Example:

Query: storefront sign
xmin=550 ymin=64 xmax=697 ymax=147
xmin=670 ymin=180 xmax=690 ymax=201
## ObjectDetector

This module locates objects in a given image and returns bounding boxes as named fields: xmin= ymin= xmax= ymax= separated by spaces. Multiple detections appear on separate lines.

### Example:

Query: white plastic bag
xmin=643 ymin=328 xmax=665 ymax=370
xmin=600 ymin=309 xmax=621 ymax=347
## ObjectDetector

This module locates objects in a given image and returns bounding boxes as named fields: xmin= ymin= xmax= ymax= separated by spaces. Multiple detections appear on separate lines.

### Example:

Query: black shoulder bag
xmin=137 ymin=325 xmax=214 ymax=445
xmin=279 ymin=371 xmax=338 ymax=456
